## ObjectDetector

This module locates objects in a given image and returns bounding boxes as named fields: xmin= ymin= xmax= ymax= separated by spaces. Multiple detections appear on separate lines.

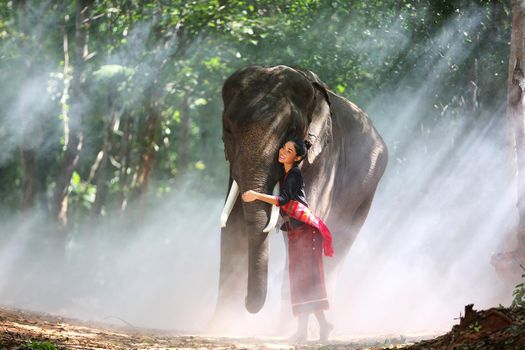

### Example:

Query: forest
xmin=2 ymin=0 xmax=525 ymax=349
xmin=0 ymin=0 xmax=510 ymax=227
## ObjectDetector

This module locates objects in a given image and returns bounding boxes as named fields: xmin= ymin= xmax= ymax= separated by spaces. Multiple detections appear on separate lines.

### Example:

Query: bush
xmin=511 ymin=264 xmax=525 ymax=308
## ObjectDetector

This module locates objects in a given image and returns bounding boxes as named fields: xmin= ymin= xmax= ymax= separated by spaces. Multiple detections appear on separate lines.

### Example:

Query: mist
xmin=0 ymin=1 xmax=518 ymax=340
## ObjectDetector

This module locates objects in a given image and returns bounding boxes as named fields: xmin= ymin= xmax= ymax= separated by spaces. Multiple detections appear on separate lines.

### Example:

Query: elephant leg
xmin=208 ymin=197 xmax=248 ymax=331
xmin=324 ymin=193 xmax=376 ymax=298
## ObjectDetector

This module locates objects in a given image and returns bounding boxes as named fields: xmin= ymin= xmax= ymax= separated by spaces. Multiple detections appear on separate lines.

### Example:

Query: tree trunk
xmin=493 ymin=0 xmax=525 ymax=282
xmin=91 ymin=149 xmax=111 ymax=217
xmin=51 ymin=0 xmax=93 ymax=227
xmin=512 ymin=59 xmax=525 ymax=253
xmin=176 ymin=93 xmax=191 ymax=175
xmin=135 ymin=85 xmax=160 ymax=204
xmin=91 ymin=15 xmax=118 ymax=218
xmin=118 ymin=116 xmax=133 ymax=213
xmin=15 ymin=0 xmax=38 ymax=211
xmin=90 ymin=106 xmax=117 ymax=217
xmin=20 ymin=147 xmax=37 ymax=211
xmin=116 ymin=3 xmax=135 ymax=214
xmin=508 ymin=0 xmax=525 ymax=253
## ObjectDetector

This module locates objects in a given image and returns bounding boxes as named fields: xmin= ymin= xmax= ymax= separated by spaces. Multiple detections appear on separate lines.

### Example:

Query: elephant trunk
xmin=240 ymin=172 xmax=278 ymax=313
xmin=246 ymin=222 xmax=269 ymax=313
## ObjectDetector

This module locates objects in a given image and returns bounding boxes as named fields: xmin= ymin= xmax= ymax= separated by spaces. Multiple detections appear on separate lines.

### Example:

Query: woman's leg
xmin=288 ymin=313 xmax=309 ymax=342
xmin=314 ymin=310 xmax=333 ymax=341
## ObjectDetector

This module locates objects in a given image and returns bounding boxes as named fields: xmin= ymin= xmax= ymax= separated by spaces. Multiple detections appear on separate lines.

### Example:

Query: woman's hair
xmin=290 ymin=138 xmax=312 ymax=163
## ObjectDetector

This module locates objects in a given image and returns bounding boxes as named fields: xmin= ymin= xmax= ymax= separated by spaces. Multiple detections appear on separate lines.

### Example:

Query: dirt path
xmin=4 ymin=304 xmax=524 ymax=349
xmin=0 ymin=305 xmax=525 ymax=350
xmin=0 ymin=306 xmax=441 ymax=349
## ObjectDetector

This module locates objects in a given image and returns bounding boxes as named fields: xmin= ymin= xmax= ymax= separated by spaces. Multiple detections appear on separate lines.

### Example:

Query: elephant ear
xmin=291 ymin=67 xmax=333 ymax=164
xmin=305 ymin=81 xmax=333 ymax=165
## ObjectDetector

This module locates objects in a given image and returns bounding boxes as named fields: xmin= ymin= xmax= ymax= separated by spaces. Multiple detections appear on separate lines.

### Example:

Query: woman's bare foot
xmin=287 ymin=331 xmax=307 ymax=344
xmin=319 ymin=322 xmax=333 ymax=342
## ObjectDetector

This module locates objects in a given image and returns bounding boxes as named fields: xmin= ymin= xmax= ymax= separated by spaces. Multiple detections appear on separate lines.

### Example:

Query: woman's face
xmin=278 ymin=141 xmax=301 ymax=165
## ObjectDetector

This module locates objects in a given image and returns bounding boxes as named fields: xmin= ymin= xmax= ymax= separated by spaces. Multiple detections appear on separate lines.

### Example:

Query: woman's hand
xmin=242 ymin=190 xmax=258 ymax=202
xmin=242 ymin=190 xmax=279 ymax=206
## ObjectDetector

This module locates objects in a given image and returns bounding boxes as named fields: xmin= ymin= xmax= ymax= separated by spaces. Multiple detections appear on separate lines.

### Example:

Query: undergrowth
xmin=23 ymin=341 xmax=58 ymax=350
xmin=511 ymin=264 xmax=525 ymax=308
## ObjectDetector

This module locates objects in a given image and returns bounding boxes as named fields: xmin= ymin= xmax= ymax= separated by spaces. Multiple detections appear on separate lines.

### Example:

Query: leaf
xmin=71 ymin=172 xmax=81 ymax=186
xmin=195 ymin=161 xmax=206 ymax=170
xmin=93 ymin=64 xmax=134 ymax=80
xmin=193 ymin=98 xmax=207 ymax=107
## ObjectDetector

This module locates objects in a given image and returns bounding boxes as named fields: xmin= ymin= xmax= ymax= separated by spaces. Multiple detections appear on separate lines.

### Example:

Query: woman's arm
xmin=242 ymin=168 xmax=302 ymax=206
xmin=242 ymin=190 xmax=278 ymax=205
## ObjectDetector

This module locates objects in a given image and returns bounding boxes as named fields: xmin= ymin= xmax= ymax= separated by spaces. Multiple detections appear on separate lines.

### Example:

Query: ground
xmin=0 ymin=305 xmax=524 ymax=350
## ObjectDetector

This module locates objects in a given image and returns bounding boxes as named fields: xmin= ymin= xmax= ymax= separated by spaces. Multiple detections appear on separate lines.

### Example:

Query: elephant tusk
xmin=220 ymin=180 xmax=240 ymax=228
xmin=262 ymin=183 xmax=280 ymax=233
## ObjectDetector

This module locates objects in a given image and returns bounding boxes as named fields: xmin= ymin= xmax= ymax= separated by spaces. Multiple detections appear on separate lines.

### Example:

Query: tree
xmin=509 ymin=0 xmax=525 ymax=253
xmin=492 ymin=0 xmax=525 ymax=283
xmin=0 ymin=0 xmax=513 ymax=234
xmin=51 ymin=0 xmax=94 ymax=227
xmin=15 ymin=0 xmax=37 ymax=211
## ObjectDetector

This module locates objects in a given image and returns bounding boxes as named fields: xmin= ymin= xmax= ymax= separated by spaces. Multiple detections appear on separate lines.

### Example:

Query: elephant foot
xmin=319 ymin=322 xmax=333 ymax=342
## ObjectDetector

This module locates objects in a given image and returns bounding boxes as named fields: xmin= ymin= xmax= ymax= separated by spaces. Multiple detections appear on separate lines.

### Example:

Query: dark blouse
xmin=276 ymin=166 xmax=309 ymax=230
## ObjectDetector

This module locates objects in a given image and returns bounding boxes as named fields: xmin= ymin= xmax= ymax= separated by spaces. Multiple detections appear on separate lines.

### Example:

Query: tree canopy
xmin=0 ymin=0 xmax=511 ymax=230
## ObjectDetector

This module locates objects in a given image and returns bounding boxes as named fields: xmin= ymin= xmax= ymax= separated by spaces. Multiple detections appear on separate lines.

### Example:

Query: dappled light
xmin=0 ymin=1 xmax=523 ymax=349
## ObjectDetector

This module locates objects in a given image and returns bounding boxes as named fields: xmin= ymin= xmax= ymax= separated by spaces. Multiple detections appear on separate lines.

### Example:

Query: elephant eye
xmin=223 ymin=125 xmax=232 ymax=138
xmin=223 ymin=118 xmax=233 ymax=135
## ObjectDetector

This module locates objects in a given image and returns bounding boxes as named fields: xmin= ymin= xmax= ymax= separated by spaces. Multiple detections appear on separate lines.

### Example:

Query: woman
xmin=242 ymin=138 xmax=334 ymax=342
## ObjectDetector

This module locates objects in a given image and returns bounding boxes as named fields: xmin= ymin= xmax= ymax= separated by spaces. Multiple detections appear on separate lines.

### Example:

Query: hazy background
xmin=0 ymin=0 xmax=519 ymax=337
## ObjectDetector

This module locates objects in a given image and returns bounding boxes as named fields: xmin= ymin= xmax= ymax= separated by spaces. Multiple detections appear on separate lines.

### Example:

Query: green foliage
xmin=511 ymin=265 xmax=525 ymax=308
xmin=93 ymin=64 xmax=134 ymax=80
xmin=24 ymin=341 xmax=58 ymax=350
xmin=0 ymin=0 xmax=513 ymax=226
xmin=69 ymin=171 xmax=96 ymax=210
xmin=468 ymin=321 xmax=482 ymax=333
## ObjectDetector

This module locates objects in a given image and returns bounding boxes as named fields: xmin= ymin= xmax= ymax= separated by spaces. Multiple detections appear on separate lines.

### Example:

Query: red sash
xmin=280 ymin=200 xmax=334 ymax=257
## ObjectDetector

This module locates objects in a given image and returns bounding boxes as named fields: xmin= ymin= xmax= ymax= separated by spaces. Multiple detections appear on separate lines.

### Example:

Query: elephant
xmin=214 ymin=65 xmax=388 ymax=326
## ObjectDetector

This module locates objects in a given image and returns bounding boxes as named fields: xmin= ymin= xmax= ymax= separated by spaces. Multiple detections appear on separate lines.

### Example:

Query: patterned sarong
xmin=280 ymin=200 xmax=334 ymax=257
